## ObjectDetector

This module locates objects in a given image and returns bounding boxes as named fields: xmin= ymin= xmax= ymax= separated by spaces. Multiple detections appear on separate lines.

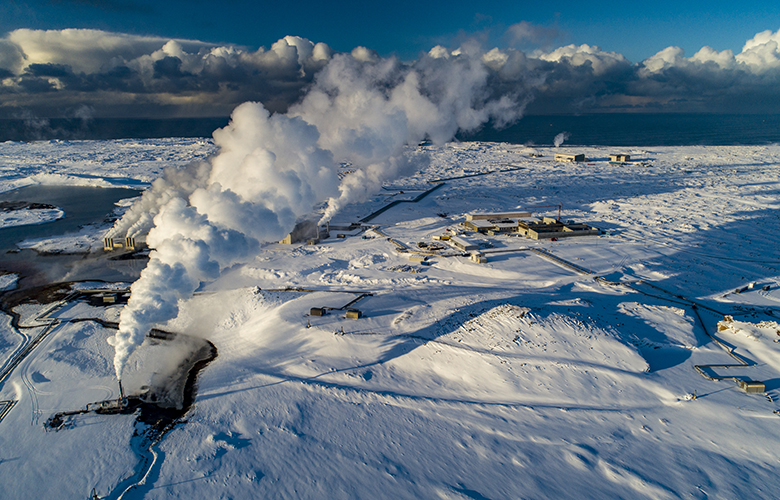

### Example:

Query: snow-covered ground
xmin=0 ymin=206 xmax=64 ymax=228
xmin=0 ymin=138 xmax=216 ymax=194
xmin=1 ymin=139 xmax=780 ymax=499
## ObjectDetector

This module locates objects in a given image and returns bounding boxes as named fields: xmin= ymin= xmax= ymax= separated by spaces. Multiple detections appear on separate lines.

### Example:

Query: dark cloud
xmin=26 ymin=62 xmax=73 ymax=77
xmin=153 ymin=56 xmax=186 ymax=78
xmin=1 ymin=28 xmax=780 ymax=118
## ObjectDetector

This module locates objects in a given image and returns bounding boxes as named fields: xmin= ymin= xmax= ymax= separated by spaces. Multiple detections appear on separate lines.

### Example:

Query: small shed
xmin=470 ymin=252 xmax=487 ymax=264
xmin=739 ymin=379 xmax=765 ymax=393
xmin=609 ymin=154 xmax=630 ymax=163
xmin=554 ymin=153 xmax=585 ymax=163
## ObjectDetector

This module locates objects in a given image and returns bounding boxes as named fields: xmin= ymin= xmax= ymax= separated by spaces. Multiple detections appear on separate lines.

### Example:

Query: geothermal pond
xmin=0 ymin=185 xmax=144 ymax=285
xmin=0 ymin=185 xmax=140 ymax=250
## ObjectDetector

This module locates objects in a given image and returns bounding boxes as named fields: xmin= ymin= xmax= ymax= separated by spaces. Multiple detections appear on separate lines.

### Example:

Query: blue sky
xmin=3 ymin=0 xmax=779 ymax=62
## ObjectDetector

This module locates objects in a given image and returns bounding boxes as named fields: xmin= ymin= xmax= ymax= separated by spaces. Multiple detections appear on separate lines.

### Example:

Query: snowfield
xmin=1 ymin=139 xmax=780 ymax=499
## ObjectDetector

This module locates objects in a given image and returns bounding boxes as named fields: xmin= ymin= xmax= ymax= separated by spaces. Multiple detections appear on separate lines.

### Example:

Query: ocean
xmin=1 ymin=114 xmax=779 ymax=146
xmin=459 ymin=114 xmax=780 ymax=146
xmin=0 ymin=117 xmax=230 ymax=143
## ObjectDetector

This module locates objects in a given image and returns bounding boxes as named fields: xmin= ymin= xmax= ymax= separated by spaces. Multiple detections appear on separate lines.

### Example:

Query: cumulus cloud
xmin=0 ymin=29 xmax=333 ymax=117
xmin=621 ymin=29 xmax=780 ymax=113
xmin=541 ymin=44 xmax=630 ymax=75
xmin=3 ymin=26 xmax=780 ymax=118
xmin=525 ymin=27 xmax=780 ymax=113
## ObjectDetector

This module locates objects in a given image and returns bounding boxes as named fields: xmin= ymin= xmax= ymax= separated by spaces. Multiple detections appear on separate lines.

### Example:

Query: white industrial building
xmin=450 ymin=236 xmax=478 ymax=252
xmin=103 ymin=236 xmax=141 ymax=251
xmin=555 ymin=153 xmax=585 ymax=163
xmin=609 ymin=154 xmax=630 ymax=163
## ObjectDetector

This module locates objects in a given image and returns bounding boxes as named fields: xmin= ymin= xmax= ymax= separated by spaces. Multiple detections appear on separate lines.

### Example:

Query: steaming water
xmin=0 ymin=186 xmax=145 ymax=287
xmin=0 ymin=185 xmax=140 ymax=252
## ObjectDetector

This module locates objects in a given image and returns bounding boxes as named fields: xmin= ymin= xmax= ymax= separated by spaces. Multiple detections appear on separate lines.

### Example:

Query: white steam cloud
xmin=553 ymin=131 xmax=570 ymax=147
xmin=108 ymin=42 xmax=532 ymax=379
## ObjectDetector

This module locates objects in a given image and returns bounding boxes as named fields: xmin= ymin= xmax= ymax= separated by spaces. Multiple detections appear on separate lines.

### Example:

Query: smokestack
xmin=118 ymin=379 xmax=126 ymax=402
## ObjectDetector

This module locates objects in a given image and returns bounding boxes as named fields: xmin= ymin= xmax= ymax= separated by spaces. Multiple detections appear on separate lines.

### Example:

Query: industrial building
xmin=464 ymin=212 xmax=533 ymax=234
xmin=467 ymin=212 xmax=532 ymax=221
xmin=470 ymin=251 xmax=487 ymax=264
xmin=463 ymin=219 xmax=496 ymax=232
xmin=463 ymin=211 xmax=598 ymax=240
xmin=280 ymin=220 xmax=328 ymax=245
xmin=517 ymin=217 xmax=599 ymax=240
xmin=103 ymin=236 xmax=140 ymax=251
xmin=450 ymin=236 xmax=478 ymax=252
xmin=554 ymin=153 xmax=585 ymax=163
xmin=609 ymin=154 xmax=630 ymax=163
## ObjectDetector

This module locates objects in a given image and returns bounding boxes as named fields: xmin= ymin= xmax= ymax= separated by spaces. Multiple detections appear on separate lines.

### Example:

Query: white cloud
xmin=736 ymin=28 xmax=780 ymax=71
xmin=428 ymin=45 xmax=450 ymax=60
xmin=691 ymin=46 xmax=736 ymax=69
xmin=350 ymin=46 xmax=379 ymax=63
xmin=640 ymin=46 xmax=686 ymax=74
xmin=539 ymin=44 xmax=629 ymax=74
xmin=6 ymin=28 xmax=204 ymax=74
xmin=640 ymin=28 xmax=780 ymax=75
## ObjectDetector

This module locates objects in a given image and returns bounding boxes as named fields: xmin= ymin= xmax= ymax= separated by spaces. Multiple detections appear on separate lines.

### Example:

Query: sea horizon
xmin=1 ymin=113 xmax=779 ymax=146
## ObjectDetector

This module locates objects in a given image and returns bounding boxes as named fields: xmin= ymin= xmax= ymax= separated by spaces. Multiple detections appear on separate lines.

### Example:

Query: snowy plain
xmin=0 ymin=139 xmax=780 ymax=499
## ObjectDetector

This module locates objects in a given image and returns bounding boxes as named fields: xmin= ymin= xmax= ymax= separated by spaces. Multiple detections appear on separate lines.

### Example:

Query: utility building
xmin=467 ymin=212 xmax=532 ymax=221
xmin=463 ymin=219 xmax=497 ymax=232
xmin=517 ymin=217 xmax=599 ymax=240
xmin=609 ymin=154 xmax=630 ymax=163
xmin=103 ymin=236 xmax=140 ymax=251
xmin=280 ymin=220 xmax=322 ymax=245
xmin=464 ymin=212 xmax=532 ymax=234
xmin=470 ymin=251 xmax=487 ymax=264
xmin=555 ymin=153 xmax=585 ymax=163
xmin=450 ymin=236 xmax=478 ymax=252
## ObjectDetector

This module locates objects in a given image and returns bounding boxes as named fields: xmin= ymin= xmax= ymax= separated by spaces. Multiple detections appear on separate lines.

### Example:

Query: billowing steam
xmin=109 ymin=42 xmax=533 ymax=379
xmin=553 ymin=131 xmax=570 ymax=147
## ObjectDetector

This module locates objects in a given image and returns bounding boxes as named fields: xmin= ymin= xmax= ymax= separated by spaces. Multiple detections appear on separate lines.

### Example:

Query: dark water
xmin=0 ymin=185 xmax=140 ymax=252
xmin=459 ymin=114 xmax=780 ymax=146
xmin=0 ymin=117 xmax=229 ymax=142
xmin=2 ymin=114 xmax=779 ymax=146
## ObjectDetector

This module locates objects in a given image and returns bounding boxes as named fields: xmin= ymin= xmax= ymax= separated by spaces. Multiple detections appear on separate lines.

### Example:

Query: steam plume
xmin=553 ymin=131 xmax=570 ymax=147
xmin=109 ymin=41 xmax=533 ymax=379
